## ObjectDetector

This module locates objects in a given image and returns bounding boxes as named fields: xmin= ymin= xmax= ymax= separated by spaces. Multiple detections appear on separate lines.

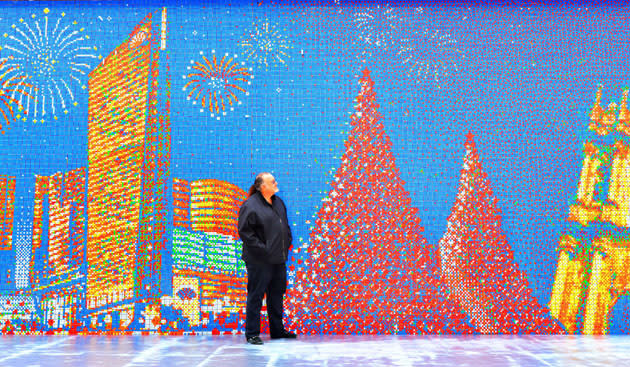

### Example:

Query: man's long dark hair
xmin=248 ymin=172 xmax=269 ymax=197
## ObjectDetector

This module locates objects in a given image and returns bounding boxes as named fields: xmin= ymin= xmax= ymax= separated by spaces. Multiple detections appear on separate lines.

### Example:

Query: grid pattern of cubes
xmin=30 ymin=176 xmax=49 ymax=288
xmin=205 ymin=233 xmax=245 ymax=275
xmin=173 ymin=178 xmax=191 ymax=230
xmin=25 ymin=168 xmax=89 ymax=330
xmin=190 ymin=179 xmax=246 ymax=239
xmin=47 ymin=172 xmax=71 ymax=276
xmin=133 ymin=6 xmax=171 ymax=307
xmin=172 ymin=229 xmax=245 ymax=276
xmin=0 ymin=176 xmax=15 ymax=252
xmin=65 ymin=168 xmax=88 ymax=272
xmin=31 ymin=168 xmax=88 ymax=283
xmin=0 ymin=296 xmax=35 ymax=323
xmin=0 ymin=176 xmax=15 ymax=290
xmin=550 ymin=89 xmax=630 ymax=335
xmin=172 ymin=227 xmax=246 ymax=310
xmin=85 ymin=14 xmax=153 ymax=309
xmin=173 ymin=229 xmax=205 ymax=271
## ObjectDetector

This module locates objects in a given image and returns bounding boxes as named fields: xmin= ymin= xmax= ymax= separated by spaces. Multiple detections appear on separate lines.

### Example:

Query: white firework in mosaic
xmin=183 ymin=51 xmax=253 ymax=118
xmin=1 ymin=8 xmax=99 ymax=122
xmin=397 ymin=28 xmax=464 ymax=88
xmin=353 ymin=5 xmax=400 ymax=48
xmin=239 ymin=20 xmax=292 ymax=69
xmin=0 ymin=57 xmax=32 ymax=131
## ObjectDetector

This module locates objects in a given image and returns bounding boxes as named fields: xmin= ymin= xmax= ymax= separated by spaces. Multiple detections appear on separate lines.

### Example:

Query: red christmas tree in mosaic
xmin=439 ymin=133 xmax=564 ymax=334
xmin=285 ymin=68 xmax=473 ymax=334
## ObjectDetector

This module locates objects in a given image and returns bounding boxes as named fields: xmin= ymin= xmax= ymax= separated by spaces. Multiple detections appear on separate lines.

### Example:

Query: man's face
xmin=260 ymin=174 xmax=279 ymax=196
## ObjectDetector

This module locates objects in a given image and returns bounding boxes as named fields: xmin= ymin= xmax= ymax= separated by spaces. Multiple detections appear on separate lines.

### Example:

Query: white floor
xmin=0 ymin=334 xmax=628 ymax=366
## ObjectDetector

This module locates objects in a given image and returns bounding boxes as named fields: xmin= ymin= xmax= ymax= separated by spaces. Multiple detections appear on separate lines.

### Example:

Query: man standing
xmin=238 ymin=172 xmax=297 ymax=345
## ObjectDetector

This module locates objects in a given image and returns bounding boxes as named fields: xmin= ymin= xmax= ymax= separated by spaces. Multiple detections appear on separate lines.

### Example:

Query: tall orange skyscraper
xmin=0 ymin=176 xmax=16 ymax=291
xmin=86 ymin=8 xmax=170 ymax=330
xmin=29 ymin=168 xmax=88 ymax=329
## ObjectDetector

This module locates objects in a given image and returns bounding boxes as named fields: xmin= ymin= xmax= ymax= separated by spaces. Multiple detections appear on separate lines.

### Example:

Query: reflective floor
xmin=1 ymin=334 xmax=629 ymax=366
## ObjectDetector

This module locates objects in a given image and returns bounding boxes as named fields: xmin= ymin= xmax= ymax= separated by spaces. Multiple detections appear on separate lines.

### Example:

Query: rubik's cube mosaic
xmin=0 ymin=1 xmax=629 ymax=335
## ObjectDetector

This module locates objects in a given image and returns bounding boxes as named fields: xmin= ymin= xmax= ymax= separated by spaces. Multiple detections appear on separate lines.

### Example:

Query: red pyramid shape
xmin=285 ymin=68 xmax=473 ymax=334
xmin=439 ymin=133 xmax=564 ymax=334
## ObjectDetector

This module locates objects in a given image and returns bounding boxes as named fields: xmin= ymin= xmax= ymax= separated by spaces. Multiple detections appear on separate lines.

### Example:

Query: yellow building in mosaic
xmin=550 ymin=87 xmax=630 ymax=334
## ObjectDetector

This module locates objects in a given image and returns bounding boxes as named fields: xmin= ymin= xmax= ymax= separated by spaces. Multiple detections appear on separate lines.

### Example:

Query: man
xmin=238 ymin=172 xmax=297 ymax=345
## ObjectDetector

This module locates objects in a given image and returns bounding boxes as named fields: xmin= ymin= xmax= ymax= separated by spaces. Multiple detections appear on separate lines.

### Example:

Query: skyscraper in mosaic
xmin=0 ymin=176 xmax=16 ymax=291
xmin=29 ymin=168 xmax=88 ymax=329
xmin=85 ymin=8 xmax=171 ymax=330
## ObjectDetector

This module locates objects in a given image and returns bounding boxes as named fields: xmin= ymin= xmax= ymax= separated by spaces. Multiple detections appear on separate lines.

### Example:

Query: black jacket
xmin=238 ymin=192 xmax=293 ymax=264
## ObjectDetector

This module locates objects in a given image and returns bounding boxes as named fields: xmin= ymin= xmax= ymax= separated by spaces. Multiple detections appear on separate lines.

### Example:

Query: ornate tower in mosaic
xmin=550 ymin=87 xmax=630 ymax=334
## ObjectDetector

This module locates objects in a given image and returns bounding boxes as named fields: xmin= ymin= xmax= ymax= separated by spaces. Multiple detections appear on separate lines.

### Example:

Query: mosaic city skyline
xmin=1 ymin=1 xmax=630 ymax=334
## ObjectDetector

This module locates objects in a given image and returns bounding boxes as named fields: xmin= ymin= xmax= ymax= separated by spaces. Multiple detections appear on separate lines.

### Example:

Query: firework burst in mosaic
xmin=0 ymin=57 xmax=32 ymax=132
xmin=397 ymin=28 xmax=464 ymax=88
xmin=1 ymin=8 xmax=99 ymax=122
xmin=352 ymin=5 xmax=401 ymax=48
xmin=182 ymin=51 xmax=253 ymax=119
xmin=239 ymin=20 xmax=292 ymax=70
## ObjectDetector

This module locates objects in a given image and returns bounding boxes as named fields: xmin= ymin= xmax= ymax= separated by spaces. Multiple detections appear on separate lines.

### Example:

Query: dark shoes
xmin=270 ymin=330 xmax=297 ymax=339
xmin=246 ymin=331 xmax=296 ymax=344
xmin=246 ymin=336 xmax=264 ymax=345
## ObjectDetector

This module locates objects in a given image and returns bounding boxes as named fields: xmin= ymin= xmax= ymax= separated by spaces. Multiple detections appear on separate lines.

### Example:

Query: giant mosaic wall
xmin=0 ymin=1 xmax=629 ymax=335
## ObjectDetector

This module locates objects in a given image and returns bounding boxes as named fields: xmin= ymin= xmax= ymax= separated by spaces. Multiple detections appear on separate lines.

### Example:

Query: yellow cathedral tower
xmin=550 ymin=86 xmax=630 ymax=334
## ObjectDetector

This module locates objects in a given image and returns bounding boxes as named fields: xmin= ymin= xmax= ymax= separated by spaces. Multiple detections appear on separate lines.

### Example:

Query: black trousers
xmin=245 ymin=262 xmax=287 ymax=339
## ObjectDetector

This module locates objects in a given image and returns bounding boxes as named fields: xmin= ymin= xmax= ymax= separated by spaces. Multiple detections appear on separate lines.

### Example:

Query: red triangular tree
xmin=285 ymin=68 xmax=473 ymax=334
xmin=439 ymin=132 xmax=564 ymax=333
